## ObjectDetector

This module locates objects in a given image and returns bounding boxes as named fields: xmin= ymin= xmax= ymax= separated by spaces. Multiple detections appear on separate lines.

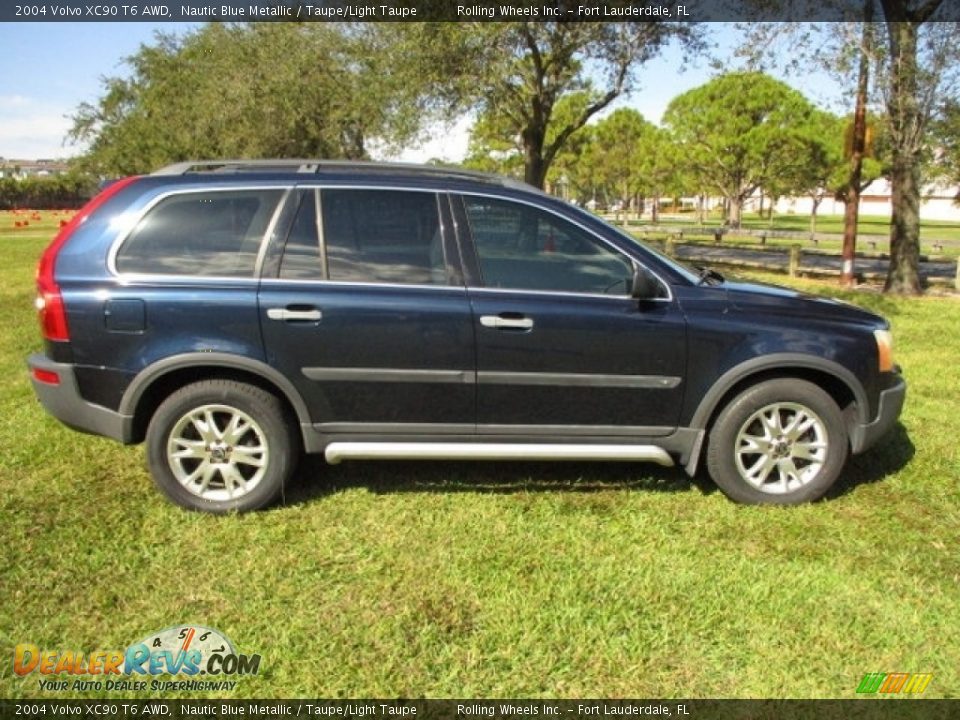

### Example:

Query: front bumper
xmin=850 ymin=374 xmax=907 ymax=454
xmin=28 ymin=354 xmax=134 ymax=443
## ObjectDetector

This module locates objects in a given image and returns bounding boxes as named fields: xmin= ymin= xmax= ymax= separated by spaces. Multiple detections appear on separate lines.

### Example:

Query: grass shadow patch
xmin=279 ymin=456 xmax=700 ymax=508
xmin=825 ymin=422 xmax=915 ymax=500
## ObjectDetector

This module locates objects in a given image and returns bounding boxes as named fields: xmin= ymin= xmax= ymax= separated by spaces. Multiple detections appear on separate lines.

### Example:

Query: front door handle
xmin=480 ymin=315 xmax=534 ymax=330
xmin=267 ymin=308 xmax=322 ymax=322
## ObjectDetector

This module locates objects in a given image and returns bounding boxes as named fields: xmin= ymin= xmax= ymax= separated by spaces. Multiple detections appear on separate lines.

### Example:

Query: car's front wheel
xmin=146 ymin=380 xmax=296 ymax=512
xmin=706 ymin=378 xmax=848 ymax=504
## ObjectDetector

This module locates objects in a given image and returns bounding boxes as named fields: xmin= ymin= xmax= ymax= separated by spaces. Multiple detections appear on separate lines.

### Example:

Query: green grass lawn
xmin=1 ymin=215 xmax=959 ymax=699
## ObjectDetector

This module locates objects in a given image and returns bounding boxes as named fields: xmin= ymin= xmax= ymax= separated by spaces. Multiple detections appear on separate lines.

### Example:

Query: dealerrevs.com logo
xmin=14 ymin=625 xmax=261 ymax=692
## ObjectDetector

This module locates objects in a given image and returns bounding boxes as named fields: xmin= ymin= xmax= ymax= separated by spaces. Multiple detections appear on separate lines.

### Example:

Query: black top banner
xmin=3 ymin=0 xmax=959 ymax=23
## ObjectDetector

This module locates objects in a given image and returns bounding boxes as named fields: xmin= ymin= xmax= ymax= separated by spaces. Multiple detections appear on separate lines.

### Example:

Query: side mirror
xmin=630 ymin=262 xmax=661 ymax=300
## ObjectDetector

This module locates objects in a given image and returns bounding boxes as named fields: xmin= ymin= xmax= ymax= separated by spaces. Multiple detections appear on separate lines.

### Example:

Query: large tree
xmin=585 ymin=108 xmax=654 ymax=218
xmin=879 ymin=5 xmax=958 ymax=293
xmin=931 ymin=99 xmax=960 ymax=195
xmin=462 ymin=92 xmax=595 ymax=187
xmin=633 ymin=126 xmax=684 ymax=225
xmin=69 ymin=23 xmax=433 ymax=175
xmin=735 ymin=8 xmax=960 ymax=293
xmin=403 ymin=21 xmax=701 ymax=189
xmin=663 ymin=72 xmax=826 ymax=228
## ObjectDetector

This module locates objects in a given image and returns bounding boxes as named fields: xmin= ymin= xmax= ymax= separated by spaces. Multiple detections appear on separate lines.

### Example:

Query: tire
xmin=705 ymin=378 xmax=848 ymax=505
xmin=146 ymin=380 xmax=296 ymax=512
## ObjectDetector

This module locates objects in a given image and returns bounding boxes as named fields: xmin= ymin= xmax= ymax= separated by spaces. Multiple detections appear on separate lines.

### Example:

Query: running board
xmin=324 ymin=442 xmax=674 ymax=466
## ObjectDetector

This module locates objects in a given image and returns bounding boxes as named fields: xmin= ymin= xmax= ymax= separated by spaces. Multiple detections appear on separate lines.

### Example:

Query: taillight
xmin=36 ymin=176 xmax=141 ymax=342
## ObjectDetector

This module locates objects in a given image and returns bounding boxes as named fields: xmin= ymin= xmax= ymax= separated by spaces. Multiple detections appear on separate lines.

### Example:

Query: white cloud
xmin=0 ymin=98 xmax=82 ymax=160
xmin=0 ymin=95 xmax=34 ymax=108
xmin=385 ymin=115 xmax=474 ymax=165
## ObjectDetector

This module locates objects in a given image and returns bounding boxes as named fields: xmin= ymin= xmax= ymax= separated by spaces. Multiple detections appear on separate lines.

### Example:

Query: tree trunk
xmin=651 ymin=194 xmax=659 ymax=224
xmin=842 ymin=0 xmax=872 ymax=288
xmin=521 ymin=125 xmax=547 ymax=189
xmin=728 ymin=196 xmax=743 ymax=228
xmin=810 ymin=197 xmax=821 ymax=235
xmin=885 ymin=153 xmax=923 ymax=293
xmin=883 ymin=18 xmax=923 ymax=294
xmin=523 ymin=146 xmax=547 ymax=188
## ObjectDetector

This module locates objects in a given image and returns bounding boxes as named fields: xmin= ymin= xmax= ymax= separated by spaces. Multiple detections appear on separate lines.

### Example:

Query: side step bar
xmin=324 ymin=442 xmax=674 ymax=466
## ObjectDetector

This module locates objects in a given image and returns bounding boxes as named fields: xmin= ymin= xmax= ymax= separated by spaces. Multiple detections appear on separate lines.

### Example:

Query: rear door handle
xmin=480 ymin=315 xmax=534 ymax=330
xmin=267 ymin=308 xmax=322 ymax=322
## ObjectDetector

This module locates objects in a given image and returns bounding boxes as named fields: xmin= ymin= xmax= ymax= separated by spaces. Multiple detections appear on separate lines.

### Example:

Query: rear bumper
xmin=28 ymin=354 xmax=134 ymax=443
xmin=850 ymin=375 xmax=906 ymax=454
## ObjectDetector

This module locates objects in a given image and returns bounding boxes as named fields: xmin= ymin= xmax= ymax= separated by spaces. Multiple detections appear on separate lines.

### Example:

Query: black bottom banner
xmin=1 ymin=700 xmax=957 ymax=720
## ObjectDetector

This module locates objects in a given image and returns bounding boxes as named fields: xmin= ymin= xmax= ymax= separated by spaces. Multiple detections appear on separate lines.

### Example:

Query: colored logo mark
xmin=856 ymin=672 xmax=933 ymax=695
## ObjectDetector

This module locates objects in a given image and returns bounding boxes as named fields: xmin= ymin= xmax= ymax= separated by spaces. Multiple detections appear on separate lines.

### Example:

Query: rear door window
xmin=278 ymin=191 xmax=322 ymax=280
xmin=116 ymin=189 xmax=284 ymax=277
xmin=321 ymin=189 xmax=446 ymax=285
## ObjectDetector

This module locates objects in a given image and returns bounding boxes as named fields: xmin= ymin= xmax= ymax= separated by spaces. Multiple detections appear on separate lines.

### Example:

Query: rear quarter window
xmin=115 ymin=189 xmax=284 ymax=277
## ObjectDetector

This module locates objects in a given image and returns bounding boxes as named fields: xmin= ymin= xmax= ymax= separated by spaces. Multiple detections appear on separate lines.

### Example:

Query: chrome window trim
xmin=104 ymin=182 xmax=672 ymax=302
xmin=467 ymin=286 xmax=646 ymax=302
xmin=255 ymin=188 xmax=294 ymax=278
xmin=281 ymin=185 xmax=673 ymax=301
xmin=107 ymin=185 xmax=294 ymax=280
xmin=108 ymin=275 xmax=261 ymax=287
xmin=314 ymin=189 xmax=327 ymax=278
xmin=258 ymin=277 xmax=467 ymax=292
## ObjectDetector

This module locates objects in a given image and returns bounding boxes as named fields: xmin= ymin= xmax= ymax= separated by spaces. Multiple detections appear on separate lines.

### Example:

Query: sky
xmin=0 ymin=22 xmax=846 ymax=164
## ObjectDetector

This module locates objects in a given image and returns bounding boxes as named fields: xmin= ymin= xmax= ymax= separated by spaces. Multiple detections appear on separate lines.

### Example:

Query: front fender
xmin=688 ymin=353 xmax=870 ymax=431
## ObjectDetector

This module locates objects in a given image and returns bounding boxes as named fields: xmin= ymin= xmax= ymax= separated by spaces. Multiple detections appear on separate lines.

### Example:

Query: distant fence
xmin=631 ymin=223 xmax=955 ymax=254
xmin=630 ymin=228 xmax=959 ymax=290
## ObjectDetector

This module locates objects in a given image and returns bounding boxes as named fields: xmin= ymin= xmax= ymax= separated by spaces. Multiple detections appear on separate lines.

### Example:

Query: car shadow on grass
xmin=279 ymin=422 xmax=913 ymax=507
xmin=281 ymin=455 xmax=707 ymax=506
xmin=824 ymin=421 xmax=915 ymax=500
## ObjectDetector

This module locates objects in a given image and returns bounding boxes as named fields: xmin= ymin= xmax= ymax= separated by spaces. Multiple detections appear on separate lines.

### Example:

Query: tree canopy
xmin=663 ymin=72 xmax=825 ymax=228
xmin=420 ymin=21 xmax=702 ymax=188
xmin=69 ymin=23 xmax=435 ymax=175
xmin=734 ymin=10 xmax=960 ymax=292
xmin=932 ymin=99 xmax=960 ymax=197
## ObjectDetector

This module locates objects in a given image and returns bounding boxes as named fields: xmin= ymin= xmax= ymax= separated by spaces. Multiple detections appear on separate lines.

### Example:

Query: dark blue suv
xmin=28 ymin=160 xmax=906 ymax=511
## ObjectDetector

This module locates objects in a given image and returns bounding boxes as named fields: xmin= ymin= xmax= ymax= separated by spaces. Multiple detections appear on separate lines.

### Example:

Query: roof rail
xmin=149 ymin=159 xmax=536 ymax=191
xmin=152 ymin=159 xmax=321 ymax=175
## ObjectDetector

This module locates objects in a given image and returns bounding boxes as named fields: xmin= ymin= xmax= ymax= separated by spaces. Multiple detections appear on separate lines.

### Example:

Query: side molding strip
xmin=302 ymin=368 xmax=475 ymax=384
xmin=478 ymin=372 xmax=681 ymax=389
xmin=302 ymin=368 xmax=681 ymax=389
xmin=324 ymin=442 xmax=675 ymax=466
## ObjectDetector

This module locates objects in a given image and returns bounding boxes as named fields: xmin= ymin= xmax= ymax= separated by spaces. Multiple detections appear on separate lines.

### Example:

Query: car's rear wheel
xmin=146 ymin=380 xmax=295 ymax=512
xmin=706 ymin=378 xmax=848 ymax=504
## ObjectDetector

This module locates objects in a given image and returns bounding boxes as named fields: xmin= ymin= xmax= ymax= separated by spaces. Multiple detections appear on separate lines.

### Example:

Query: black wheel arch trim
xmin=119 ymin=352 xmax=313 ymax=431
xmin=688 ymin=353 xmax=870 ymax=432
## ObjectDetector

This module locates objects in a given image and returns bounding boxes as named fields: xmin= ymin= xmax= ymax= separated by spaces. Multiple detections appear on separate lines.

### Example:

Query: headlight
xmin=874 ymin=329 xmax=895 ymax=373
